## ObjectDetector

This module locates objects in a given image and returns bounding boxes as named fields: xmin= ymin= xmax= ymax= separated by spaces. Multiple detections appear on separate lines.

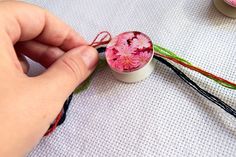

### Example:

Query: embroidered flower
xmin=123 ymin=32 xmax=135 ymax=40
xmin=116 ymin=44 xmax=136 ymax=57
xmin=118 ymin=55 xmax=140 ymax=71
xmin=117 ymin=33 xmax=135 ymax=46
xmin=106 ymin=48 xmax=118 ymax=60
xmin=105 ymin=31 xmax=153 ymax=72
xmin=132 ymin=34 xmax=151 ymax=49
xmin=110 ymin=60 xmax=124 ymax=71
xmin=138 ymin=51 xmax=152 ymax=66
xmin=108 ymin=37 xmax=119 ymax=47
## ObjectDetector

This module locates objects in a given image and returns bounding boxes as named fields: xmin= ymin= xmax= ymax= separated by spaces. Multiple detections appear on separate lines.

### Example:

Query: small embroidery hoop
xmin=214 ymin=0 xmax=236 ymax=18
xmin=105 ymin=31 xmax=156 ymax=83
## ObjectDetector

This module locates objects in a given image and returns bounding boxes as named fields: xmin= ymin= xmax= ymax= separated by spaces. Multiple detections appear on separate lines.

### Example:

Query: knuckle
xmin=46 ymin=47 xmax=63 ymax=59
xmin=60 ymin=56 xmax=86 ymax=82
xmin=53 ymin=27 xmax=72 ymax=46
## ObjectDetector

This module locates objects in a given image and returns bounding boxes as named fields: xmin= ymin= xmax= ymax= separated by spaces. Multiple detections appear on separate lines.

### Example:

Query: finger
xmin=17 ymin=54 xmax=29 ymax=74
xmin=0 ymin=1 xmax=87 ymax=54
xmin=36 ymin=23 xmax=87 ymax=51
xmin=37 ymin=46 xmax=98 ymax=100
xmin=0 ymin=32 xmax=19 ymax=74
xmin=15 ymin=41 xmax=65 ymax=68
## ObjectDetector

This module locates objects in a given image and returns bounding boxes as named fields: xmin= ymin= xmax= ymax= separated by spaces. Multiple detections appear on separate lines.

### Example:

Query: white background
xmin=25 ymin=0 xmax=236 ymax=156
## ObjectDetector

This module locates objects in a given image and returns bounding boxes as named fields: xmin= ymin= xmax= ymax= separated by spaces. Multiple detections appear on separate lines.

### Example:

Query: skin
xmin=0 ymin=1 xmax=98 ymax=157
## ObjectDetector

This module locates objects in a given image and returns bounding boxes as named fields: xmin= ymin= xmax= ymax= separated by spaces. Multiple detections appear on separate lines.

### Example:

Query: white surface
xmin=25 ymin=0 xmax=236 ymax=157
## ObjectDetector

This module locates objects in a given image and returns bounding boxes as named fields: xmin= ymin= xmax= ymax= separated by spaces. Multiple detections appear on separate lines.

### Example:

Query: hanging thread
xmin=45 ymin=94 xmax=73 ymax=136
xmin=89 ymin=31 xmax=112 ymax=48
xmin=154 ymin=56 xmax=236 ymax=118
xmin=154 ymin=45 xmax=236 ymax=90
xmin=44 ymin=32 xmax=112 ymax=136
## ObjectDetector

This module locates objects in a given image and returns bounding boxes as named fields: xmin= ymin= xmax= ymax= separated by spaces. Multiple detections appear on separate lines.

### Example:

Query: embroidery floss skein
xmin=45 ymin=94 xmax=73 ymax=136
xmin=44 ymin=32 xmax=112 ymax=136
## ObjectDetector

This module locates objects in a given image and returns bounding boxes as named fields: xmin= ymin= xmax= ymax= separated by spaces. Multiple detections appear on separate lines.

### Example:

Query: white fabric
xmin=25 ymin=0 xmax=236 ymax=156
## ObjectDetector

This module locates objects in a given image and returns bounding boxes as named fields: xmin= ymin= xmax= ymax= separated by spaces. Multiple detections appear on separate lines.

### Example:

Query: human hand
xmin=0 ymin=1 xmax=98 ymax=157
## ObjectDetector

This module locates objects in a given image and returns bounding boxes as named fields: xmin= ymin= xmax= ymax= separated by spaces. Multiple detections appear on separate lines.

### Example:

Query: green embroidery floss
xmin=154 ymin=44 xmax=236 ymax=90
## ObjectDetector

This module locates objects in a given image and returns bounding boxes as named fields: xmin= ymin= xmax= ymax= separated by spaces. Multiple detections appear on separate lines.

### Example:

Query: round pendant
xmin=105 ymin=31 xmax=155 ymax=83
xmin=224 ymin=0 xmax=236 ymax=7
xmin=214 ymin=0 xmax=236 ymax=18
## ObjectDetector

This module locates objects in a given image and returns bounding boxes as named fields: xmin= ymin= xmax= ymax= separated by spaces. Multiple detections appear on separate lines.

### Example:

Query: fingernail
xmin=79 ymin=46 xmax=99 ymax=69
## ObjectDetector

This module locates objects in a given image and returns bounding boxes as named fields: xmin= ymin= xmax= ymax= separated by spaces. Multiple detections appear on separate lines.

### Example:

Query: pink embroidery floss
xmin=105 ymin=31 xmax=156 ymax=83
xmin=214 ymin=0 xmax=236 ymax=18
xmin=90 ymin=31 xmax=112 ymax=48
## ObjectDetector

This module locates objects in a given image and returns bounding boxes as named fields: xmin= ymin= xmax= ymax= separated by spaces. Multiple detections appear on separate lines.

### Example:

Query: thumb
xmin=38 ymin=45 xmax=98 ymax=99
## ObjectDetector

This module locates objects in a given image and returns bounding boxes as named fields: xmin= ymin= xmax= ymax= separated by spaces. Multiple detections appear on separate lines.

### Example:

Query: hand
xmin=0 ymin=1 xmax=98 ymax=157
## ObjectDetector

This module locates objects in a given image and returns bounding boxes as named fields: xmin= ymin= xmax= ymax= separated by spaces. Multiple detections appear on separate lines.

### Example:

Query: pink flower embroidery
xmin=123 ymin=32 xmax=135 ymax=40
xmin=105 ymin=31 xmax=153 ymax=72
xmin=106 ymin=48 xmax=118 ymax=60
xmin=138 ymin=51 xmax=152 ymax=66
xmin=116 ymin=44 xmax=136 ymax=57
xmin=116 ymin=55 xmax=140 ymax=71
xmin=132 ymin=34 xmax=151 ymax=49
xmin=108 ymin=37 xmax=119 ymax=47
xmin=110 ymin=60 xmax=124 ymax=72
xmin=225 ymin=0 xmax=236 ymax=7
xmin=117 ymin=32 xmax=134 ymax=46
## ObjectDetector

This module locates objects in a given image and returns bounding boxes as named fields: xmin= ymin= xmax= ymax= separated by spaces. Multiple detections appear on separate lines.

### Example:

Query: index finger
xmin=0 ymin=1 xmax=87 ymax=51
